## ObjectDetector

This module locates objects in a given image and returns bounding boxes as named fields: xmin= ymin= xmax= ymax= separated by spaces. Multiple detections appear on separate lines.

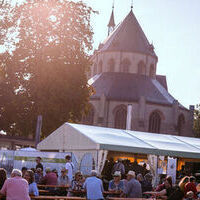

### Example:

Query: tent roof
xmin=37 ymin=123 xmax=200 ymax=159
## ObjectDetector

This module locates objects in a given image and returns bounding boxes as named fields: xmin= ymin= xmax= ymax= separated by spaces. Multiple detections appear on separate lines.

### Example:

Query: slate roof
xmin=88 ymin=72 xmax=185 ymax=109
xmin=99 ymin=10 xmax=156 ymax=57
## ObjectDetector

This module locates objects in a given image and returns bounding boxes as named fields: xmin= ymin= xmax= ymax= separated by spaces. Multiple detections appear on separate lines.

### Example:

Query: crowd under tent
xmin=37 ymin=123 xmax=200 ymax=174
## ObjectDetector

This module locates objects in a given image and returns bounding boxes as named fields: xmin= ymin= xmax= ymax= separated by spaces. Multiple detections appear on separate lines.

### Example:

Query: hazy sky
xmin=84 ymin=0 xmax=200 ymax=109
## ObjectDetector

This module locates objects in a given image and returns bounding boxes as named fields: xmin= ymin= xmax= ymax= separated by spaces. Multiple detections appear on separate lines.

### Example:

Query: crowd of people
xmin=0 ymin=155 xmax=200 ymax=200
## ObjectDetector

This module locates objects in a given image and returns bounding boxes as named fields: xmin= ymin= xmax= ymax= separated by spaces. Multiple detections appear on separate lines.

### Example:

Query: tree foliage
xmin=0 ymin=0 xmax=95 ymax=137
xmin=194 ymin=104 xmax=200 ymax=137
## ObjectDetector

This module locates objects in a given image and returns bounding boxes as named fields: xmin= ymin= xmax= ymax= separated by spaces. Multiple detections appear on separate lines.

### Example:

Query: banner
xmin=167 ymin=157 xmax=177 ymax=184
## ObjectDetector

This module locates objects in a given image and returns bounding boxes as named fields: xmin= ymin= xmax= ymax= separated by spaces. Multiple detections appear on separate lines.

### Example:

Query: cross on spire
xmin=131 ymin=0 xmax=133 ymax=9
xmin=112 ymin=0 xmax=115 ymax=9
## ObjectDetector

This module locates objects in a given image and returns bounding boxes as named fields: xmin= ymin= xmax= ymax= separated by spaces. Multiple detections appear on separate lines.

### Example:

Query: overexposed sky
xmin=1 ymin=0 xmax=199 ymax=109
xmin=84 ymin=0 xmax=200 ymax=109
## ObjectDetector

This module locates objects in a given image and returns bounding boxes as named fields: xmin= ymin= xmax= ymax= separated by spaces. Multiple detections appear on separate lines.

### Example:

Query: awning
xmin=37 ymin=123 xmax=200 ymax=159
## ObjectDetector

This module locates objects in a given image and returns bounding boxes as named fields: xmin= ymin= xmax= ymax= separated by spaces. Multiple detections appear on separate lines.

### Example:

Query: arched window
xmin=138 ymin=61 xmax=146 ymax=75
xmin=148 ymin=111 xmax=161 ymax=133
xmin=108 ymin=58 xmax=115 ymax=72
xmin=114 ymin=106 xmax=127 ymax=129
xmin=177 ymin=114 xmax=185 ymax=135
xmin=98 ymin=60 xmax=103 ymax=73
xmin=93 ymin=63 xmax=97 ymax=75
xmin=82 ymin=105 xmax=94 ymax=125
xmin=121 ymin=58 xmax=130 ymax=73
xmin=150 ymin=64 xmax=154 ymax=78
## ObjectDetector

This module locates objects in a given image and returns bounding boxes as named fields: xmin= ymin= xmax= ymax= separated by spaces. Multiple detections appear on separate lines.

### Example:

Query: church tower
xmin=107 ymin=5 xmax=115 ymax=36
xmin=83 ymin=6 xmax=193 ymax=137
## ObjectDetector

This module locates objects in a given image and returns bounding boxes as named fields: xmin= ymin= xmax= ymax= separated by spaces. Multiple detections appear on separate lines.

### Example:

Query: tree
xmin=194 ymin=104 xmax=200 ymax=137
xmin=0 ymin=0 xmax=95 ymax=137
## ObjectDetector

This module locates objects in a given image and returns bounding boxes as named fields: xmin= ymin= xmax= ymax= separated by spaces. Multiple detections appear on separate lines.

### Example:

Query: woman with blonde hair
xmin=178 ymin=176 xmax=189 ymax=193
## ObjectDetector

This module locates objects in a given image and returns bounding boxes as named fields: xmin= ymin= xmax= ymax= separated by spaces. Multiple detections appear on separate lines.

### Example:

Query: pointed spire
xmin=107 ymin=1 xmax=115 ymax=36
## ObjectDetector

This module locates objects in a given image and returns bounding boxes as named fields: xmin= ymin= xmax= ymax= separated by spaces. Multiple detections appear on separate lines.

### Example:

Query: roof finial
xmin=131 ymin=0 xmax=133 ymax=9
xmin=112 ymin=0 xmax=115 ymax=10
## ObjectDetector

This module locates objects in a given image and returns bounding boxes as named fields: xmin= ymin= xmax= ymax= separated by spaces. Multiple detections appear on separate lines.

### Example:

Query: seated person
xmin=24 ymin=170 xmax=39 ymax=196
xmin=147 ymin=176 xmax=183 ymax=200
xmin=34 ymin=168 xmax=43 ymax=184
xmin=185 ymin=191 xmax=195 ymax=200
xmin=122 ymin=170 xmax=142 ymax=198
xmin=178 ymin=176 xmax=189 ymax=193
xmin=83 ymin=170 xmax=104 ymax=200
xmin=108 ymin=171 xmax=124 ymax=193
xmin=0 ymin=169 xmax=30 ymax=200
xmin=185 ymin=176 xmax=197 ymax=199
xmin=68 ymin=171 xmax=85 ymax=197
xmin=156 ymin=175 xmax=172 ymax=192
xmin=57 ymin=168 xmax=70 ymax=196
xmin=40 ymin=167 xmax=57 ymax=185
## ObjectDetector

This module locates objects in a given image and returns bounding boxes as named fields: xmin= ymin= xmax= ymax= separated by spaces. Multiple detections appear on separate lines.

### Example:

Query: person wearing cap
xmin=0 ymin=169 xmax=30 ymax=200
xmin=83 ymin=170 xmax=104 ymax=200
xmin=108 ymin=171 xmax=124 ymax=192
xmin=123 ymin=170 xmax=142 ymax=198
xmin=112 ymin=158 xmax=125 ymax=177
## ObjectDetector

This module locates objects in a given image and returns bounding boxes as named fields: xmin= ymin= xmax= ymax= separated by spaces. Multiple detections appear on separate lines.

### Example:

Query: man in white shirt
xmin=65 ymin=155 xmax=74 ymax=183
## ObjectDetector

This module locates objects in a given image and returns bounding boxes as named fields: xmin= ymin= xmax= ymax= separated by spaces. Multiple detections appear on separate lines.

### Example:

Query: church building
xmin=84 ymin=6 xmax=194 ymax=137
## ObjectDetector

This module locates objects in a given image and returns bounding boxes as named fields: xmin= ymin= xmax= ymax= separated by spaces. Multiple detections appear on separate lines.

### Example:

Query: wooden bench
xmin=31 ymin=196 xmax=86 ymax=200
xmin=39 ymin=189 xmax=50 ymax=194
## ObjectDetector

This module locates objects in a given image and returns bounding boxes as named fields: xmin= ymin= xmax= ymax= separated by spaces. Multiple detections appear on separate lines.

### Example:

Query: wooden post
xmin=35 ymin=115 xmax=42 ymax=147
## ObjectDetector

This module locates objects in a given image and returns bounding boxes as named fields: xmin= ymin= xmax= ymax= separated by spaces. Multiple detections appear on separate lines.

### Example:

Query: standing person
xmin=123 ymin=170 xmax=142 ymax=198
xmin=141 ymin=163 xmax=149 ymax=176
xmin=112 ymin=158 xmax=125 ymax=177
xmin=0 ymin=169 xmax=30 ymax=200
xmin=137 ymin=173 xmax=145 ymax=192
xmin=65 ymin=155 xmax=74 ymax=183
xmin=24 ymin=170 xmax=39 ymax=196
xmin=35 ymin=157 xmax=43 ymax=171
xmin=84 ymin=170 xmax=104 ymax=200
xmin=0 ymin=168 xmax=7 ymax=190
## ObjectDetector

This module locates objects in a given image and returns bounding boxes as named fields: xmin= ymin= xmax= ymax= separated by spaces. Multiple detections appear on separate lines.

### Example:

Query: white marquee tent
xmin=37 ymin=123 xmax=200 ymax=174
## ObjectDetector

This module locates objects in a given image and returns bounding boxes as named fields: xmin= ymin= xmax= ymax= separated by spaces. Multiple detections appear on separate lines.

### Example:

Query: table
xmin=37 ymin=185 xmax=69 ymax=189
